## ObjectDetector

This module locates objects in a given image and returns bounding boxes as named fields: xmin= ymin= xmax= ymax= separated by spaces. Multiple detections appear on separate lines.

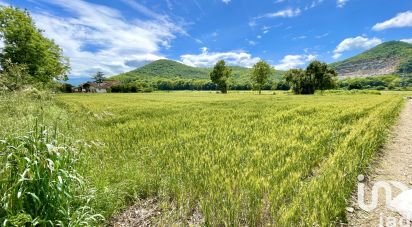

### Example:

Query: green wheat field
xmin=0 ymin=92 xmax=406 ymax=225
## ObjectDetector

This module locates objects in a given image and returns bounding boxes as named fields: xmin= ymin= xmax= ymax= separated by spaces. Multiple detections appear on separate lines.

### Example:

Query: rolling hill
xmin=112 ymin=59 xmax=210 ymax=81
xmin=331 ymin=41 xmax=412 ymax=78
xmin=111 ymin=59 xmax=284 ymax=83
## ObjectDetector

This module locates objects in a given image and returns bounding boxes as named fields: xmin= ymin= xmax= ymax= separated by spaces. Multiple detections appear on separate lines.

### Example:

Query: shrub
xmin=0 ymin=124 xmax=103 ymax=226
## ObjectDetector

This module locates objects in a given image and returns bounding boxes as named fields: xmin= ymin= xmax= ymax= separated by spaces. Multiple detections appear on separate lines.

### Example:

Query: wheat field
xmin=48 ymin=92 xmax=401 ymax=225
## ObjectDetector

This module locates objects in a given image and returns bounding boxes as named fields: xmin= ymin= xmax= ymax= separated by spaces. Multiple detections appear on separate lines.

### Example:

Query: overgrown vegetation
xmin=0 ymin=93 xmax=103 ymax=226
xmin=0 ymin=125 xmax=103 ymax=226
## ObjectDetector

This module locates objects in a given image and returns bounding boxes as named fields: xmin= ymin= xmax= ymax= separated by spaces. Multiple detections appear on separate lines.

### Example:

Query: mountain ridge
xmin=111 ymin=41 xmax=412 ymax=82
xmin=330 ymin=41 xmax=412 ymax=77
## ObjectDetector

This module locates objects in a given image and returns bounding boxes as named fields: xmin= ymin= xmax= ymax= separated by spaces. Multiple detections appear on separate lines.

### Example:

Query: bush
xmin=0 ymin=125 xmax=103 ymax=226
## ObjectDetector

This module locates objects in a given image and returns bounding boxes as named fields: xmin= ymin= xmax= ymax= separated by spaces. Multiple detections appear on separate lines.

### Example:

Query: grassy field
xmin=0 ymin=92 xmax=406 ymax=225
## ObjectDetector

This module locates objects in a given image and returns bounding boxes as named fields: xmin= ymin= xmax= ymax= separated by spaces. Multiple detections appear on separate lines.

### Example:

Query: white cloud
xmin=248 ymin=40 xmax=257 ymax=46
xmin=274 ymin=54 xmax=317 ymax=70
xmin=337 ymin=0 xmax=349 ymax=8
xmin=274 ymin=0 xmax=285 ymax=3
xmin=180 ymin=47 xmax=260 ymax=68
xmin=222 ymin=0 xmax=231 ymax=4
xmin=333 ymin=36 xmax=382 ymax=59
xmin=305 ymin=0 xmax=324 ymax=10
xmin=293 ymin=35 xmax=307 ymax=40
xmin=401 ymin=38 xmax=412 ymax=44
xmin=29 ymin=0 xmax=184 ymax=78
xmin=372 ymin=11 xmax=412 ymax=31
xmin=262 ymin=8 xmax=301 ymax=18
xmin=315 ymin=33 xmax=329 ymax=39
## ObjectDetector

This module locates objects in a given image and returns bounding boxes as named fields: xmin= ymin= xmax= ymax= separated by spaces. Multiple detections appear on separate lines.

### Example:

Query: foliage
xmin=210 ymin=60 xmax=231 ymax=93
xmin=338 ymin=74 xmax=412 ymax=91
xmin=306 ymin=60 xmax=337 ymax=91
xmin=92 ymin=71 xmax=106 ymax=85
xmin=0 ymin=7 xmax=70 ymax=85
xmin=59 ymin=83 xmax=74 ymax=93
xmin=285 ymin=61 xmax=337 ymax=94
xmin=285 ymin=69 xmax=308 ymax=93
xmin=251 ymin=60 xmax=272 ymax=94
xmin=0 ymin=124 xmax=103 ymax=226
xmin=57 ymin=93 xmax=403 ymax=225
xmin=0 ymin=59 xmax=30 ymax=91
xmin=398 ymin=58 xmax=412 ymax=74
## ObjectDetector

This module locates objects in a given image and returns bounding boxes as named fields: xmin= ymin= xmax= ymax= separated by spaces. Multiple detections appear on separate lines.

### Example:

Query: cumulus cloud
xmin=29 ymin=0 xmax=184 ymax=78
xmin=333 ymin=36 xmax=382 ymax=59
xmin=372 ymin=11 xmax=412 ymax=31
xmin=274 ymin=54 xmax=316 ymax=70
xmin=262 ymin=8 xmax=301 ymax=18
xmin=222 ymin=0 xmax=231 ymax=4
xmin=401 ymin=38 xmax=412 ymax=44
xmin=337 ymin=0 xmax=349 ymax=8
xmin=180 ymin=47 xmax=260 ymax=68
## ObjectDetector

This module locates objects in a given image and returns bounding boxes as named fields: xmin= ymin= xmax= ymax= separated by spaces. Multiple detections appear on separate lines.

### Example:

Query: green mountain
xmin=331 ymin=41 xmax=412 ymax=77
xmin=113 ymin=59 xmax=210 ymax=81
xmin=111 ymin=59 xmax=284 ymax=82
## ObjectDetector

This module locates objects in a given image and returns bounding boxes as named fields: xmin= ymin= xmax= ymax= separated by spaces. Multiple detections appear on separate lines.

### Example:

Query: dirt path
xmin=348 ymin=98 xmax=412 ymax=226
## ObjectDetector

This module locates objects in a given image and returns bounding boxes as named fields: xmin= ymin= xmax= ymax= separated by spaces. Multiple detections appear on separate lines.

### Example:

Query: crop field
xmin=55 ymin=92 xmax=404 ymax=225
xmin=0 ymin=92 xmax=404 ymax=225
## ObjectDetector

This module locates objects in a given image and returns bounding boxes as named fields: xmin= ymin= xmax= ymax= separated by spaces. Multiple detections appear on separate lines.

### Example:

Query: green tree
xmin=251 ymin=60 xmax=272 ymax=94
xmin=285 ymin=61 xmax=337 ymax=94
xmin=284 ymin=69 xmax=310 ymax=94
xmin=0 ymin=7 xmax=70 ymax=86
xmin=210 ymin=60 xmax=231 ymax=94
xmin=93 ymin=71 xmax=106 ymax=85
xmin=306 ymin=61 xmax=337 ymax=92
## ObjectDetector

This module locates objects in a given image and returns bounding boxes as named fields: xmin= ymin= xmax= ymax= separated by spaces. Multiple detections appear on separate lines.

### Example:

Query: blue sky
xmin=2 ymin=0 xmax=412 ymax=81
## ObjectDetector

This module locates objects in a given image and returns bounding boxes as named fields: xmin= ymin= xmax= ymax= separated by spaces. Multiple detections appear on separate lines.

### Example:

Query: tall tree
xmin=251 ymin=60 xmax=272 ymax=94
xmin=210 ymin=60 xmax=231 ymax=94
xmin=306 ymin=61 xmax=337 ymax=92
xmin=0 ymin=7 xmax=70 ymax=86
xmin=284 ymin=69 xmax=310 ymax=94
xmin=285 ymin=61 xmax=337 ymax=94
xmin=93 ymin=71 xmax=106 ymax=85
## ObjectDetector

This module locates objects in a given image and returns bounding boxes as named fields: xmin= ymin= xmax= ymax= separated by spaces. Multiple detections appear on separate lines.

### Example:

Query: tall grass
xmin=58 ymin=93 xmax=404 ymax=225
xmin=0 ymin=92 xmax=103 ymax=226
xmin=0 ymin=123 xmax=103 ymax=226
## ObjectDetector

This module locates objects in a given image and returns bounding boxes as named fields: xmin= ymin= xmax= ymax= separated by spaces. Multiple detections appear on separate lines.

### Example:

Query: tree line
xmin=207 ymin=59 xmax=337 ymax=94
